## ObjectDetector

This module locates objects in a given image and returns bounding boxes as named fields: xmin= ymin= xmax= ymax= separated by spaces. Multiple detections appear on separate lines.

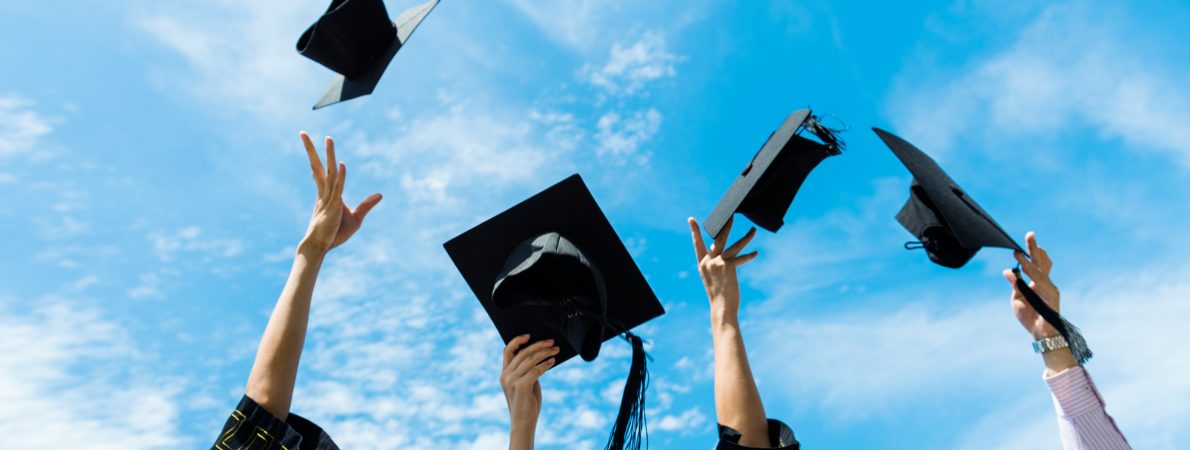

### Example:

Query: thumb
xmin=1002 ymin=269 xmax=1017 ymax=284
xmin=353 ymin=193 xmax=383 ymax=222
xmin=1003 ymin=269 xmax=1026 ymax=301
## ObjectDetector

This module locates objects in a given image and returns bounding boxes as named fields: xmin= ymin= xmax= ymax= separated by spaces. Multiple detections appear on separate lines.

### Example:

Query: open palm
xmin=300 ymin=132 xmax=382 ymax=253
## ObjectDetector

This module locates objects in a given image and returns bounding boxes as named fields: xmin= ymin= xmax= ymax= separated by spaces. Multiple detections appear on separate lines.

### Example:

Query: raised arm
xmin=500 ymin=334 xmax=559 ymax=450
xmin=244 ymin=132 xmax=382 ymax=420
xmin=688 ymin=217 xmax=771 ymax=447
xmin=1003 ymin=232 xmax=1129 ymax=450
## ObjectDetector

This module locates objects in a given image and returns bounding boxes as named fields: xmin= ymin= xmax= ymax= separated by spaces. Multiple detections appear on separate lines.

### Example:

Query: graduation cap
xmin=296 ymin=0 xmax=440 ymax=110
xmin=445 ymin=174 xmax=664 ymax=450
xmin=874 ymin=127 xmax=1092 ymax=364
xmin=704 ymin=108 xmax=844 ymax=239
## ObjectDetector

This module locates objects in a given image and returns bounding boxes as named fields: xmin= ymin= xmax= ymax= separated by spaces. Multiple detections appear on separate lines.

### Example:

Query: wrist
xmin=297 ymin=238 xmax=330 ymax=259
xmin=1031 ymin=333 xmax=1077 ymax=375
xmin=1029 ymin=326 xmax=1061 ymax=341
xmin=710 ymin=304 xmax=739 ymax=328
xmin=1041 ymin=347 xmax=1078 ymax=376
xmin=711 ymin=312 xmax=741 ymax=339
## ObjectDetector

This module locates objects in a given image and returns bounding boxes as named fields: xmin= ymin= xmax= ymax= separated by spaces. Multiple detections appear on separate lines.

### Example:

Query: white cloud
xmin=595 ymin=108 xmax=661 ymax=166
xmin=128 ymin=272 xmax=165 ymax=300
xmin=887 ymin=2 xmax=1190 ymax=166
xmin=351 ymin=102 xmax=578 ymax=210
xmin=0 ymin=108 xmax=99 ymax=242
xmin=150 ymin=226 xmax=244 ymax=262
xmin=581 ymin=32 xmax=678 ymax=96
xmin=0 ymin=296 xmax=187 ymax=449
xmin=135 ymin=0 xmax=325 ymax=124
xmin=501 ymin=0 xmax=621 ymax=51
xmin=653 ymin=407 xmax=709 ymax=434
xmin=0 ymin=95 xmax=53 ymax=159
xmin=747 ymin=259 xmax=1190 ymax=448
xmin=32 ymin=215 xmax=90 ymax=240
xmin=747 ymin=177 xmax=909 ymax=301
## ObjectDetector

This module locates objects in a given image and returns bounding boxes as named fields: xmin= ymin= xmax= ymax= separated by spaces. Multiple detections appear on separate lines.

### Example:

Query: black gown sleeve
xmin=716 ymin=419 xmax=800 ymax=450
xmin=211 ymin=395 xmax=339 ymax=450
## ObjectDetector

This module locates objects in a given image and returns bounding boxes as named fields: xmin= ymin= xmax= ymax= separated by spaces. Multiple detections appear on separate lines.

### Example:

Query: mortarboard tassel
xmin=605 ymin=331 xmax=650 ymax=450
xmin=804 ymin=114 xmax=847 ymax=154
xmin=1012 ymin=267 xmax=1093 ymax=364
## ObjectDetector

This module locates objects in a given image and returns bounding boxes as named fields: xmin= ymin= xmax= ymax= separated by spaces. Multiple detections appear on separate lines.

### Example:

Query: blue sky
xmin=2 ymin=0 xmax=1189 ymax=448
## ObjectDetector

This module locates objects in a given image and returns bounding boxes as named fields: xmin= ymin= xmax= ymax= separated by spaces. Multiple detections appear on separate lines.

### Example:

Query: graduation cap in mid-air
xmin=296 ymin=0 xmax=440 ymax=109
xmin=445 ymin=174 xmax=664 ymax=450
xmin=874 ymin=127 xmax=1092 ymax=364
xmin=704 ymin=108 xmax=844 ymax=239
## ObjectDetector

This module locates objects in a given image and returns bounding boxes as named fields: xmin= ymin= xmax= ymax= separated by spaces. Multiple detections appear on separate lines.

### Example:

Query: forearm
xmin=245 ymin=241 xmax=326 ymax=420
xmin=711 ymin=306 xmax=770 ymax=447
xmin=1042 ymin=347 xmax=1078 ymax=378
xmin=508 ymin=421 xmax=535 ymax=450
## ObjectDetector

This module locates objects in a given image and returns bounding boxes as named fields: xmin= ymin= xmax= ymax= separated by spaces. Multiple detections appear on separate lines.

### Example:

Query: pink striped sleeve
xmin=1045 ymin=365 xmax=1130 ymax=450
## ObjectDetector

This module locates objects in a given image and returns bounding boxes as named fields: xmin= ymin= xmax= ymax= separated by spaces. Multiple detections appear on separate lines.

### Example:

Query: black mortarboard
xmin=874 ymin=127 xmax=1092 ymax=364
xmin=297 ymin=0 xmax=439 ymax=110
xmin=445 ymin=174 xmax=663 ymax=450
xmin=873 ymin=127 xmax=1022 ymax=267
xmin=704 ymin=109 xmax=844 ymax=239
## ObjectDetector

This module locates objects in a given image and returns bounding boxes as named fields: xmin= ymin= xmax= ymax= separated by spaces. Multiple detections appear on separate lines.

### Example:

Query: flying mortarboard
xmin=704 ymin=108 xmax=844 ymax=239
xmin=444 ymin=174 xmax=664 ymax=450
xmin=296 ymin=0 xmax=440 ymax=110
xmin=874 ymin=128 xmax=1092 ymax=364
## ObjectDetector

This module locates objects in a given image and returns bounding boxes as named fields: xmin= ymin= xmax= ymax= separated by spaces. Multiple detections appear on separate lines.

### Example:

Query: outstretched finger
xmin=1003 ymin=268 xmax=1029 ymax=306
xmin=333 ymin=162 xmax=346 ymax=201
xmin=354 ymin=193 xmax=383 ymax=223
xmin=723 ymin=227 xmax=756 ymax=259
xmin=731 ymin=250 xmax=759 ymax=267
xmin=1033 ymin=246 xmax=1053 ymax=273
xmin=325 ymin=136 xmax=337 ymax=181
xmin=1003 ymin=268 xmax=1024 ymax=293
xmin=688 ymin=217 xmax=707 ymax=262
xmin=503 ymin=334 xmax=531 ymax=368
xmin=1027 ymin=232 xmax=1053 ymax=273
xmin=300 ymin=132 xmax=325 ymax=187
xmin=1025 ymin=231 xmax=1039 ymax=256
xmin=1003 ymin=268 xmax=1031 ymax=302
xmin=1014 ymin=251 xmax=1044 ymax=282
xmin=710 ymin=216 xmax=733 ymax=256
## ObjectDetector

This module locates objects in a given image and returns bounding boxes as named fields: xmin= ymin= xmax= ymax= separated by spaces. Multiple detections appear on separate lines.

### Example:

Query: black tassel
xmin=1012 ymin=268 xmax=1093 ymax=364
xmin=605 ymin=331 xmax=650 ymax=450
xmin=804 ymin=114 xmax=847 ymax=154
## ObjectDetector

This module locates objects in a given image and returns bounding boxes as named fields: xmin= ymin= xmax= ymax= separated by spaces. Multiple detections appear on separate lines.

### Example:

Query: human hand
xmin=1002 ymin=231 xmax=1061 ymax=340
xmin=688 ymin=217 xmax=759 ymax=321
xmin=298 ymin=132 xmax=382 ymax=255
xmin=1002 ymin=232 xmax=1078 ymax=374
xmin=500 ymin=335 xmax=558 ymax=449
